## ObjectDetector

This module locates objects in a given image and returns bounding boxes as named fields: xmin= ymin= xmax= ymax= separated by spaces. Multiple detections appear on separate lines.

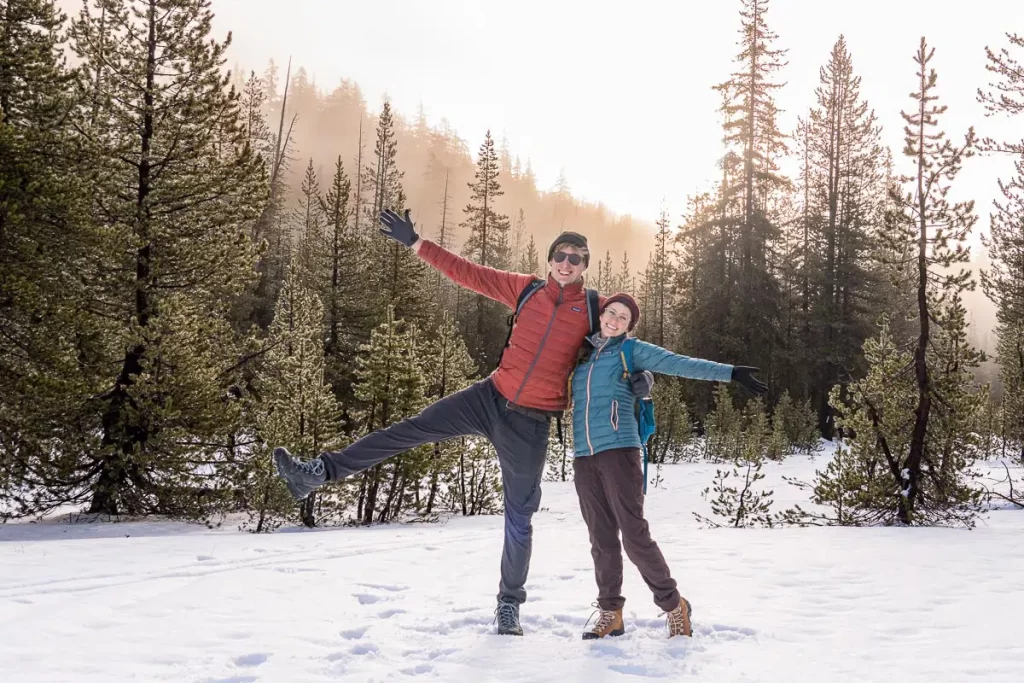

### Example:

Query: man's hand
xmin=630 ymin=370 xmax=655 ymax=399
xmin=731 ymin=366 xmax=768 ymax=395
xmin=379 ymin=208 xmax=419 ymax=247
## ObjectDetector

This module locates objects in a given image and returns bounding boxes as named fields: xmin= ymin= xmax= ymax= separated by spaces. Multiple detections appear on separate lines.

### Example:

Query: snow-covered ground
xmin=3 ymin=446 xmax=1024 ymax=683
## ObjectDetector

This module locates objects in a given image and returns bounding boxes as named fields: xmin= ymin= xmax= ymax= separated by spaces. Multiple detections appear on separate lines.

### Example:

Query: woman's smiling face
xmin=600 ymin=302 xmax=633 ymax=338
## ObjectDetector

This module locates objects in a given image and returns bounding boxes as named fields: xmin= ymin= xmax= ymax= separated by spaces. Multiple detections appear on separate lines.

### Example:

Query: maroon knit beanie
xmin=603 ymin=293 xmax=640 ymax=332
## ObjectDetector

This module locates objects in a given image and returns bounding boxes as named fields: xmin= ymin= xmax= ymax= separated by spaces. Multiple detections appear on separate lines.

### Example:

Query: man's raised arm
xmin=381 ymin=209 xmax=535 ymax=310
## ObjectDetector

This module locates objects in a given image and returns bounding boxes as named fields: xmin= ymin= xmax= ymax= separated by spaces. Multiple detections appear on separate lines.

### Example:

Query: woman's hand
xmin=629 ymin=370 xmax=655 ymax=398
xmin=731 ymin=366 xmax=768 ymax=395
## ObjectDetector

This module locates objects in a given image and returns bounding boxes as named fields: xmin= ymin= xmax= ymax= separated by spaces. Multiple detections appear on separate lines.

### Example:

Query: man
xmin=273 ymin=208 xmax=652 ymax=636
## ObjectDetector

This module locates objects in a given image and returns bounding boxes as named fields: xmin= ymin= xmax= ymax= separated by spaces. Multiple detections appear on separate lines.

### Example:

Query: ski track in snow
xmin=2 ymin=449 xmax=1024 ymax=682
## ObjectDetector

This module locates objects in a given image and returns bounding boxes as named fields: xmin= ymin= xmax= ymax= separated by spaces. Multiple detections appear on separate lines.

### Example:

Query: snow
xmin=3 ymin=445 xmax=1024 ymax=682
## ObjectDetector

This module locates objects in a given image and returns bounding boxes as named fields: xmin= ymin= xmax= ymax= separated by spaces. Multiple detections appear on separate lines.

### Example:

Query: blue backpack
xmin=619 ymin=337 xmax=656 ymax=493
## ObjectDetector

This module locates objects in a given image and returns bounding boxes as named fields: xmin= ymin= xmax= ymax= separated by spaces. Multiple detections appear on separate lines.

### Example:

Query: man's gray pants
xmin=320 ymin=379 xmax=550 ymax=605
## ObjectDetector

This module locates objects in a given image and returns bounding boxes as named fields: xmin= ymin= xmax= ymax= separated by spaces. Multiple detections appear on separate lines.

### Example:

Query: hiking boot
xmin=273 ymin=447 xmax=327 ymax=501
xmin=582 ymin=603 xmax=625 ymax=640
xmin=664 ymin=597 xmax=693 ymax=638
xmin=494 ymin=599 xmax=523 ymax=636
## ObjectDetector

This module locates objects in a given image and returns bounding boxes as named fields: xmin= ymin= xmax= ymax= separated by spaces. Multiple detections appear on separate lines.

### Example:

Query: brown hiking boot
xmin=665 ymin=598 xmax=693 ymax=638
xmin=582 ymin=603 xmax=625 ymax=640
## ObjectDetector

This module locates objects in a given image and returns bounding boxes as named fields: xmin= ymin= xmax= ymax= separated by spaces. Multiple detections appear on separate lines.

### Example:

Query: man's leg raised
xmin=319 ymin=380 xmax=494 ymax=481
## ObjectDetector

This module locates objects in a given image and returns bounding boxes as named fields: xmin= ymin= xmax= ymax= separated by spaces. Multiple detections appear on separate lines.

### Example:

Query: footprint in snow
xmin=588 ymin=641 xmax=628 ymax=658
xmin=351 ymin=643 xmax=379 ymax=656
xmin=339 ymin=626 xmax=368 ymax=640
xmin=353 ymin=593 xmax=383 ymax=605
xmin=358 ymin=582 xmax=408 ymax=592
xmin=378 ymin=608 xmax=406 ymax=618
xmin=608 ymin=663 xmax=668 ymax=678
xmin=400 ymin=663 xmax=434 ymax=675
xmin=233 ymin=653 xmax=269 ymax=667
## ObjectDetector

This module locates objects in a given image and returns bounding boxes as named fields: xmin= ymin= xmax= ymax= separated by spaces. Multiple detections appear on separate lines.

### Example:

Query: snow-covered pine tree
xmin=66 ymin=0 xmax=266 ymax=518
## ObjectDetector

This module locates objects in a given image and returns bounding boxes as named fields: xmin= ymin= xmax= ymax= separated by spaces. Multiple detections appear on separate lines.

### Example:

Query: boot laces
xmin=585 ymin=602 xmax=617 ymax=633
xmin=661 ymin=600 xmax=691 ymax=635
xmin=296 ymin=457 xmax=324 ymax=478
xmin=494 ymin=601 xmax=519 ymax=631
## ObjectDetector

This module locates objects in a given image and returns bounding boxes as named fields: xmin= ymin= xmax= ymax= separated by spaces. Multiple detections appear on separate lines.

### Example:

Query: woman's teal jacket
xmin=569 ymin=333 xmax=733 ymax=457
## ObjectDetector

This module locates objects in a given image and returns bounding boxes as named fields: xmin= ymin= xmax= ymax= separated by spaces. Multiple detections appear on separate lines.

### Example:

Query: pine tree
xmin=819 ymin=314 xmax=984 ymax=526
xmin=67 ymin=0 xmax=266 ymax=517
xmin=875 ymin=38 xmax=979 ymax=524
xmin=511 ymin=207 xmax=526 ymax=258
xmin=651 ymin=208 xmax=674 ymax=347
xmin=979 ymin=34 xmax=1024 ymax=460
xmin=422 ymin=312 xmax=492 ymax=513
xmin=244 ymin=266 xmax=345 ymax=531
xmin=977 ymin=32 xmax=1024 ymax=154
xmin=319 ymin=156 xmax=368 ymax=422
xmin=516 ymin=233 xmax=540 ymax=277
xmin=460 ymin=130 xmax=512 ymax=370
xmin=364 ymin=100 xmax=431 ymax=327
xmin=614 ymin=251 xmax=632 ymax=300
xmin=0 ymin=0 xmax=110 ymax=519
xmin=599 ymin=250 xmax=615 ymax=294
xmin=352 ymin=307 xmax=430 ymax=524
xmin=243 ymin=60 xmax=296 ymax=332
xmin=711 ymin=0 xmax=789 ymax=381
xmin=696 ymin=393 xmax=775 ymax=528
xmin=294 ymin=158 xmax=325 ymax=289
xmin=799 ymin=36 xmax=887 ymax=435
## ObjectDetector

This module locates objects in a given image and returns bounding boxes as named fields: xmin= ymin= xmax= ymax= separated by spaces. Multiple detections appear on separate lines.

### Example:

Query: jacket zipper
xmin=584 ymin=337 xmax=611 ymax=455
xmin=512 ymin=287 xmax=564 ymax=405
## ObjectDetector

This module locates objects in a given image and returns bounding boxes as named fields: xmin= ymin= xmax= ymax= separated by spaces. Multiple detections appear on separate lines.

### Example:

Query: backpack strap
xmin=619 ymin=337 xmax=635 ymax=379
xmin=499 ymin=279 xmax=546 ymax=364
xmin=618 ymin=337 xmax=650 ymax=494
xmin=585 ymin=288 xmax=600 ymax=335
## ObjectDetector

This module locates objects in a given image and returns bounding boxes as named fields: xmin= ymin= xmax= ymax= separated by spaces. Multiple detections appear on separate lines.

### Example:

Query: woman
xmin=569 ymin=293 xmax=766 ymax=639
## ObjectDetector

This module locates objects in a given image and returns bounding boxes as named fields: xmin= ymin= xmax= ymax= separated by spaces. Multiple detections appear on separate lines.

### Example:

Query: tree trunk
xmin=903 ymin=65 xmax=933 ymax=525
xmin=93 ymin=4 xmax=159 ymax=515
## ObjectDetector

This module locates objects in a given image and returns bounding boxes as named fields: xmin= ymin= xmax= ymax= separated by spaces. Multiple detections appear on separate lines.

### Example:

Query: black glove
xmin=630 ymin=370 xmax=654 ymax=399
xmin=379 ymin=208 xmax=419 ymax=247
xmin=731 ymin=366 xmax=768 ymax=395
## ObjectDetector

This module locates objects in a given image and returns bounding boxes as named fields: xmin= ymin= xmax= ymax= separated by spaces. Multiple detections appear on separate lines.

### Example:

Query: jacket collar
xmin=545 ymin=273 xmax=586 ymax=297
xmin=586 ymin=331 xmax=628 ymax=350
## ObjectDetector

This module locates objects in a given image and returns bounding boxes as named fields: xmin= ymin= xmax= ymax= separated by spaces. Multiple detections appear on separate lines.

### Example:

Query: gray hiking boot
xmin=494 ymin=599 xmax=524 ymax=636
xmin=273 ymin=447 xmax=327 ymax=501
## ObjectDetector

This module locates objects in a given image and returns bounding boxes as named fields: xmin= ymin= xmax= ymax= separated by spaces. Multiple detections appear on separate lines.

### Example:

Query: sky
xmin=198 ymin=0 xmax=1024 ymax=235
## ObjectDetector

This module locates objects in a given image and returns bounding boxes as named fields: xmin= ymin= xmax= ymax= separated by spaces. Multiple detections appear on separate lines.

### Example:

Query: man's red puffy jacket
xmin=418 ymin=239 xmax=605 ymax=412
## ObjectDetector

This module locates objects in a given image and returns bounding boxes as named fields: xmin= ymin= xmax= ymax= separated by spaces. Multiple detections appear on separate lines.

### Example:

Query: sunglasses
xmin=552 ymin=251 xmax=583 ymax=266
